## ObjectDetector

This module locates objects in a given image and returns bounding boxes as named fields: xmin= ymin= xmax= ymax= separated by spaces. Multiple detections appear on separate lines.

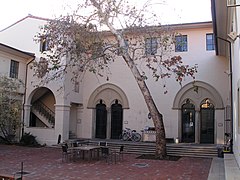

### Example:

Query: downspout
xmin=216 ymin=36 xmax=233 ymax=149
xmin=22 ymin=56 xmax=35 ymax=137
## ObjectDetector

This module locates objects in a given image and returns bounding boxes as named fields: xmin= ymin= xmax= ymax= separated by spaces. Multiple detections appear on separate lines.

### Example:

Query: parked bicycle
xmin=120 ymin=127 xmax=141 ymax=142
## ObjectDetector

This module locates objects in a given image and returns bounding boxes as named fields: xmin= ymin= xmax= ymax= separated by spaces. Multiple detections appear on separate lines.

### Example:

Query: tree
xmin=34 ymin=0 xmax=197 ymax=158
xmin=0 ymin=76 xmax=23 ymax=144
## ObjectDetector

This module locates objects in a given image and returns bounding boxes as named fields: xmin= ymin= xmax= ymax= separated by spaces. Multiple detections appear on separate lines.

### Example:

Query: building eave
xmin=0 ymin=43 xmax=35 ymax=60
xmin=0 ymin=14 xmax=50 ymax=32
xmin=211 ymin=0 xmax=228 ymax=57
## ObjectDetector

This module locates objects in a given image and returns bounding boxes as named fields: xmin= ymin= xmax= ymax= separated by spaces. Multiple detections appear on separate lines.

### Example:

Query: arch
xmin=87 ymin=83 xmax=129 ymax=109
xmin=25 ymin=87 xmax=56 ymax=128
xmin=26 ymin=87 xmax=56 ymax=105
xmin=173 ymin=81 xmax=224 ymax=110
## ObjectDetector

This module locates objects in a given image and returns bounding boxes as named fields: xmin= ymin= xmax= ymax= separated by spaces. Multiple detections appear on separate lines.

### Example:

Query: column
xmin=195 ymin=109 xmax=200 ymax=143
xmin=54 ymin=104 xmax=71 ymax=143
xmin=24 ymin=104 xmax=32 ymax=127
xmin=106 ymin=107 xmax=111 ymax=139
xmin=76 ymin=104 xmax=83 ymax=138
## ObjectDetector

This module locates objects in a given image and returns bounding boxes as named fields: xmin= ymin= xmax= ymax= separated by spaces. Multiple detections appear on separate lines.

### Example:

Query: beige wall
xmin=0 ymin=17 xmax=230 ymax=145
xmin=80 ymin=25 xmax=229 ymax=142
xmin=0 ymin=48 xmax=29 ymax=93
xmin=231 ymin=6 xmax=240 ymax=167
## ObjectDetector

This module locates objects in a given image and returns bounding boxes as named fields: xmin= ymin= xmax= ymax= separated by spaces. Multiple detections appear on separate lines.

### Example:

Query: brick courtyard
xmin=0 ymin=144 xmax=212 ymax=180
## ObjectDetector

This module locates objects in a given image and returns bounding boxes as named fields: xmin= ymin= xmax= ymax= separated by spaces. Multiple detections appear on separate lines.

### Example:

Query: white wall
xmin=0 ymin=50 xmax=28 ymax=93
xmin=231 ymin=7 xmax=240 ymax=166
xmin=80 ymin=25 xmax=229 ymax=141
xmin=0 ymin=16 xmax=230 ymax=145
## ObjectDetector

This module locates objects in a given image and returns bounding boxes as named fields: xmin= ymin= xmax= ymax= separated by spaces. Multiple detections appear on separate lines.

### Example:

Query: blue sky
xmin=0 ymin=0 xmax=212 ymax=30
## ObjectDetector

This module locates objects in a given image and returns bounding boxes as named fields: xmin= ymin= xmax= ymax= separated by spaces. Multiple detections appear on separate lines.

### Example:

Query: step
xmin=86 ymin=140 xmax=218 ymax=158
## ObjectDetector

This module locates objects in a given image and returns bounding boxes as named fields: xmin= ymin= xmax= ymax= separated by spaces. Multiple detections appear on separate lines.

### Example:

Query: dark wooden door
xmin=200 ymin=103 xmax=214 ymax=144
xmin=111 ymin=100 xmax=123 ymax=139
xmin=182 ymin=99 xmax=195 ymax=143
xmin=95 ymin=101 xmax=107 ymax=139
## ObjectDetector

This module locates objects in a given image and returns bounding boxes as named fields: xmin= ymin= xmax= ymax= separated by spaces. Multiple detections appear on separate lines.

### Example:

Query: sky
xmin=0 ymin=0 xmax=212 ymax=30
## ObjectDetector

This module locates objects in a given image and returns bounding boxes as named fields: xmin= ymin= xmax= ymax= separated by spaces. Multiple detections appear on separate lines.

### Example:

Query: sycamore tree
xmin=34 ymin=0 xmax=197 ymax=158
xmin=0 ymin=76 xmax=23 ymax=144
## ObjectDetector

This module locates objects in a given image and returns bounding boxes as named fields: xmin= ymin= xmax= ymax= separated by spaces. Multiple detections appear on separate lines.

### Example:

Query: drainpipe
xmin=22 ymin=56 xmax=35 ymax=137
xmin=216 ymin=36 xmax=233 ymax=149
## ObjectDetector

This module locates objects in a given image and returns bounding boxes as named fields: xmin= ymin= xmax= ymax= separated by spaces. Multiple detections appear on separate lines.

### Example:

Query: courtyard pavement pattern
xmin=0 ymin=145 xmax=212 ymax=180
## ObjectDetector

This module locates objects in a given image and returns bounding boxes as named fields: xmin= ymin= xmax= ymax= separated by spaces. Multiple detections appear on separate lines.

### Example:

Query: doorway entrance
xmin=95 ymin=100 xmax=107 ymax=139
xmin=182 ymin=99 xmax=195 ymax=143
xmin=95 ymin=99 xmax=123 ymax=139
xmin=200 ymin=99 xmax=214 ymax=144
xmin=111 ymin=100 xmax=123 ymax=139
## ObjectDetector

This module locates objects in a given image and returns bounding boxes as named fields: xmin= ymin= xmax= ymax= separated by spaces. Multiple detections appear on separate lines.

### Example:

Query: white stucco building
xmin=0 ymin=15 xmax=230 ymax=148
xmin=211 ymin=0 xmax=240 ymax=168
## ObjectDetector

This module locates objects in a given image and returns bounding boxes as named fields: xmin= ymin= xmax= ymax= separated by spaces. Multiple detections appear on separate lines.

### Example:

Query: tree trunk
xmin=122 ymin=53 xmax=167 ymax=158
xmin=91 ymin=0 xmax=167 ymax=157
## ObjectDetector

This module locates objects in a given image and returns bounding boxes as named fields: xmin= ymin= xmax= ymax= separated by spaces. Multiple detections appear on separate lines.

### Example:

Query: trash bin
xmin=217 ymin=147 xmax=224 ymax=158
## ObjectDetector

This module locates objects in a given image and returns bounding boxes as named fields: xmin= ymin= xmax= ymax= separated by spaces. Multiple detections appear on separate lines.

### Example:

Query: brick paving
xmin=0 ymin=144 xmax=212 ymax=180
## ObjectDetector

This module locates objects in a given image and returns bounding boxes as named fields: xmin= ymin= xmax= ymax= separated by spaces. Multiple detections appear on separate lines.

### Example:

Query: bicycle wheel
xmin=122 ymin=133 xmax=129 ymax=141
xmin=132 ymin=133 xmax=141 ymax=142
xmin=119 ymin=133 xmax=123 ymax=140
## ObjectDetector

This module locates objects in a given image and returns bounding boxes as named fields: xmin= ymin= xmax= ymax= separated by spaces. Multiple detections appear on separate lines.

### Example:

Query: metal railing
xmin=32 ymin=101 xmax=55 ymax=125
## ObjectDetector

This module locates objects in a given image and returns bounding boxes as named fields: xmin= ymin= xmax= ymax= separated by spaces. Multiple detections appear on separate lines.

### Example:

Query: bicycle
xmin=120 ymin=127 xmax=141 ymax=142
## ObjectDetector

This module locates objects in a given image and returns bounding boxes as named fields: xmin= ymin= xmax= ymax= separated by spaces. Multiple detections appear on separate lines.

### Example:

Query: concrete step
xmin=87 ymin=140 xmax=218 ymax=158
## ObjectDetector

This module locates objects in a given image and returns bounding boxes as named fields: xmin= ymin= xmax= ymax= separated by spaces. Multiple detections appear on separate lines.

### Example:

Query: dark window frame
xmin=206 ymin=33 xmax=215 ymax=51
xmin=145 ymin=37 xmax=158 ymax=55
xmin=40 ymin=36 xmax=49 ymax=52
xmin=9 ymin=60 xmax=19 ymax=79
xmin=175 ymin=35 xmax=188 ymax=52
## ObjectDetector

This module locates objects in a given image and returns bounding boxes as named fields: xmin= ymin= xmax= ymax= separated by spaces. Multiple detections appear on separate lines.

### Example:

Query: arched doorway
xmin=182 ymin=99 xmax=195 ymax=143
xmin=28 ymin=87 xmax=56 ymax=128
xmin=95 ymin=100 xmax=107 ymax=139
xmin=111 ymin=100 xmax=123 ymax=139
xmin=173 ymin=81 xmax=224 ymax=144
xmin=88 ymin=83 xmax=129 ymax=139
xmin=200 ymin=99 xmax=214 ymax=144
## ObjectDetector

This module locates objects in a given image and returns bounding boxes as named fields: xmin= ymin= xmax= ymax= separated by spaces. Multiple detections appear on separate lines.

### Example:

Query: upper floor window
xmin=206 ymin=33 xmax=215 ymax=51
xmin=40 ymin=36 xmax=49 ymax=52
xmin=9 ymin=60 xmax=19 ymax=79
xmin=145 ymin=37 xmax=158 ymax=55
xmin=175 ymin=35 xmax=188 ymax=52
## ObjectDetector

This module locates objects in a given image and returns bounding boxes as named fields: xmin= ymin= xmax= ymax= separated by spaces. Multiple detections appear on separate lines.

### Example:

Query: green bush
xmin=20 ymin=132 xmax=40 ymax=147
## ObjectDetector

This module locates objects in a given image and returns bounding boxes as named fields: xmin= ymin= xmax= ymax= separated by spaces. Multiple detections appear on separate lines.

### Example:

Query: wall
xmin=80 ymin=25 xmax=229 ymax=142
xmin=231 ymin=6 xmax=240 ymax=167
xmin=0 ymin=50 xmax=28 ymax=93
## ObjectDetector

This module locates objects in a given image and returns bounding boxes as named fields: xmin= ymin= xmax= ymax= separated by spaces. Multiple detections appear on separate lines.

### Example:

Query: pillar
xmin=195 ymin=109 xmax=200 ymax=143
xmin=76 ymin=104 xmax=83 ymax=138
xmin=54 ymin=104 xmax=71 ymax=143
xmin=24 ymin=104 xmax=32 ymax=127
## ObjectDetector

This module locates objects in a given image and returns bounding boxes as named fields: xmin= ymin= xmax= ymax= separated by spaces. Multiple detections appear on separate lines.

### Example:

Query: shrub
xmin=20 ymin=132 xmax=40 ymax=147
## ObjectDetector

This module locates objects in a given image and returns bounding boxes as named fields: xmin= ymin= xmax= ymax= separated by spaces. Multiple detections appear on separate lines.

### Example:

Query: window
xmin=206 ymin=33 xmax=215 ymax=51
xmin=40 ymin=36 xmax=49 ymax=52
xmin=175 ymin=35 xmax=188 ymax=52
xmin=9 ymin=60 xmax=19 ymax=79
xmin=145 ymin=37 xmax=158 ymax=55
xmin=74 ymin=82 xmax=79 ymax=93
